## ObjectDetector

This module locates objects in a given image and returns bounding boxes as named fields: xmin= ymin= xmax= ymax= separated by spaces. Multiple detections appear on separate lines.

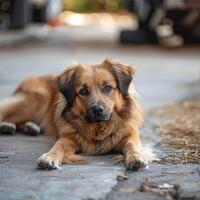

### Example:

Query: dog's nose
xmin=91 ymin=104 xmax=104 ymax=117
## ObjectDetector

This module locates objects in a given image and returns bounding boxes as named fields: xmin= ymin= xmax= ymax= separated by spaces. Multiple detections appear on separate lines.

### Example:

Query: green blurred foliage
xmin=63 ymin=0 xmax=122 ymax=12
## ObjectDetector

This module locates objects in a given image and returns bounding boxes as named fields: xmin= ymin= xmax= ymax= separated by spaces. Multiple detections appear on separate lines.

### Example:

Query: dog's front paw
xmin=125 ymin=155 xmax=147 ymax=171
xmin=37 ymin=153 xmax=62 ymax=170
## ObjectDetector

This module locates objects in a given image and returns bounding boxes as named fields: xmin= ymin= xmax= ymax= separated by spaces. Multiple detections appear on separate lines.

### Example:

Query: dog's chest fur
xmin=65 ymin=112 xmax=126 ymax=155
xmin=76 ymin=125 xmax=125 ymax=155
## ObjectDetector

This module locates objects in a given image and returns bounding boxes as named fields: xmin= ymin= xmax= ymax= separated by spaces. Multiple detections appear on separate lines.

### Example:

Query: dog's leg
xmin=0 ymin=93 xmax=47 ymax=132
xmin=122 ymin=134 xmax=147 ymax=171
xmin=0 ymin=94 xmax=32 ymax=124
xmin=37 ymin=137 xmax=86 ymax=170
xmin=0 ymin=95 xmax=26 ymax=135
xmin=62 ymin=155 xmax=87 ymax=164
xmin=0 ymin=95 xmax=42 ymax=135
xmin=39 ymin=110 xmax=56 ymax=137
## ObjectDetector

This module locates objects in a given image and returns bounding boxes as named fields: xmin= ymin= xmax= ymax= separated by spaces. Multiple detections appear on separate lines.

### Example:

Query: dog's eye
xmin=79 ymin=88 xmax=89 ymax=96
xmin=103 ymin=85 xmax=112 ymax=93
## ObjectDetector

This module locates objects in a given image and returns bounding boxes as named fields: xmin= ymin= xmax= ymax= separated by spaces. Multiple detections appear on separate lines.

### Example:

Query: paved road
xmin=0 ymin=26 xmax=200 ymax=200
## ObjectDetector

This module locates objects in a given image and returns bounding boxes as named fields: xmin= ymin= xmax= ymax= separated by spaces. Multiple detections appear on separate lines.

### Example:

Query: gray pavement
xmin=0 ymin=26 xmax=200 ymax=200
xmin=0 ymin=135 xmax=123 ymax=200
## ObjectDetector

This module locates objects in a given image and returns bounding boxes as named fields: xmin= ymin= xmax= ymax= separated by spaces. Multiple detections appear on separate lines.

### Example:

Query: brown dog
xmin=0 ymin=58 xmax=149 ymax=170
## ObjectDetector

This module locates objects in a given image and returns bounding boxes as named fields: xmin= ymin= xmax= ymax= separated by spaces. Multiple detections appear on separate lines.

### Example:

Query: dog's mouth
xmin=85 ymin=113 xmax=112 ymax=123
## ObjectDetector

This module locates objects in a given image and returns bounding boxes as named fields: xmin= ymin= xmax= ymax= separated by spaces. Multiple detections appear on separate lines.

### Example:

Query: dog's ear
xmin=55 ymin=65 xmax=79 ymax=111
xmin=104 ymin=58 xmax=135 ymax=97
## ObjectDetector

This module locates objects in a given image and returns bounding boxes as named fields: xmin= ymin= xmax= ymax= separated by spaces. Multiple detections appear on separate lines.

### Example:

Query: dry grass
xmin=155 ymin=99 xmax=200 ymax=164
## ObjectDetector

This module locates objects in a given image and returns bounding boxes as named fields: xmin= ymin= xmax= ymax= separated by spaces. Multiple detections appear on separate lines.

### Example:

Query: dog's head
xmin=56 ymin=59 xmax=135 ymax=123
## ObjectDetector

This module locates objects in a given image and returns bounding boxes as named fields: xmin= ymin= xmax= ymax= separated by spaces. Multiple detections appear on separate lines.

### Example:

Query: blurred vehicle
xmin=0 ymin=0 xmax=62 ymax=30
xmin=121 ymin=0 xmax=200 ymax=47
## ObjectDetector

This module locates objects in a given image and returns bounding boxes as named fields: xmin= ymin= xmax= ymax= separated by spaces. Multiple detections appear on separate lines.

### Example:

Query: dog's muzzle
xmin=86 ymin=101 xmax=111 ymax=122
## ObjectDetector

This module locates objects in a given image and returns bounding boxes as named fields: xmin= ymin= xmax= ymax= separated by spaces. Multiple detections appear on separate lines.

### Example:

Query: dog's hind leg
xmin=0 ymin=93 xmax=43 ymax=135
xmin=62 ymin=154 xmax=87 ymax=164
xmin=0 ymin=94 xmax=26 ymax=135
xmin=17 ymin=121 xmax=42 ymax=136
xmin=0 ymin=94 xmax=29 ymax=124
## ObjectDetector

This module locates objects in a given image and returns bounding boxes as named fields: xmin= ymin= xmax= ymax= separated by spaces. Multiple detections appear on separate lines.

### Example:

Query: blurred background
xmin=0 ymin=0 xmax=200 ymax=108
xmin=1 ymin=0 xmax=200 ymax=45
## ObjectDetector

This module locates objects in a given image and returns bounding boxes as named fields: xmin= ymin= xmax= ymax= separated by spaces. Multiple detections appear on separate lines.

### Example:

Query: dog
xmin=0 ymin=58 xmax=151 ymax=170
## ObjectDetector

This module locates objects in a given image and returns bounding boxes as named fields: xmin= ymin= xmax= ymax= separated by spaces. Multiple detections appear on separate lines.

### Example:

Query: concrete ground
xmin=0 ymin=25 xmax=200 ymax=200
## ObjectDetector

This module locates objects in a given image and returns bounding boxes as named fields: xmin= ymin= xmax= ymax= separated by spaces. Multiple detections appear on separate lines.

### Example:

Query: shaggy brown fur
xmin=0 ymin=58 xmax=149 ymax=170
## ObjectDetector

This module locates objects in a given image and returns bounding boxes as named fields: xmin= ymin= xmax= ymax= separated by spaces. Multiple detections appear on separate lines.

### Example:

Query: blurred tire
xmin=0 ymin=12 xmax=11 ymax=30
xmin=122 ymin=0 xmax=135 ymax=12
xmin=11 ymin=0 xmax=31 ymax=29
xmin=120 ymin=29 xmax=157 ymax=44
xmin=33 ymin=0 xmax=62 ymax=22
